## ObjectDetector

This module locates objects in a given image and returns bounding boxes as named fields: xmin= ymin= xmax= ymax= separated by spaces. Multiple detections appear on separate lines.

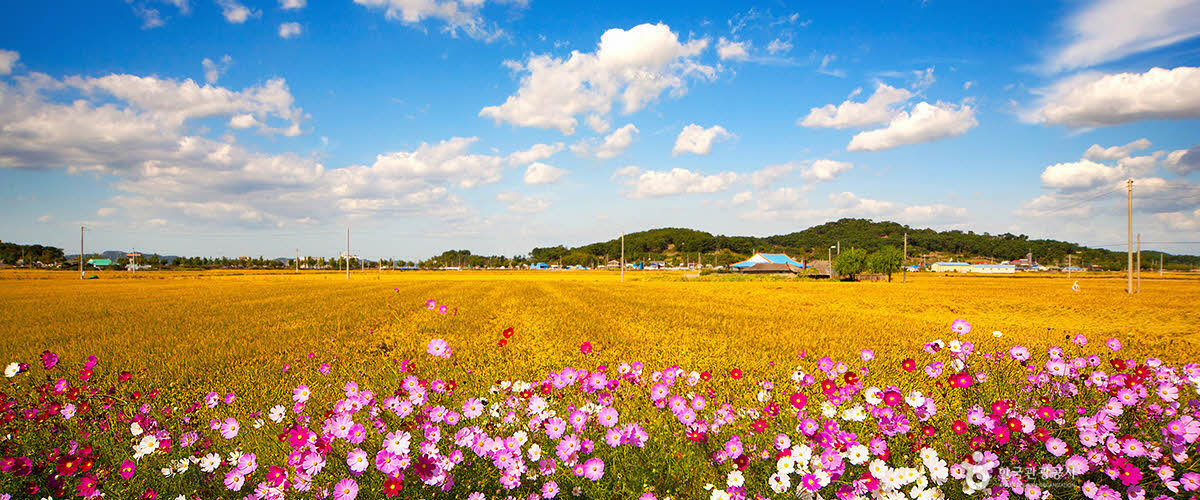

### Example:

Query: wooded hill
xmin=528 ymin=219 xmax=1200 ymax=270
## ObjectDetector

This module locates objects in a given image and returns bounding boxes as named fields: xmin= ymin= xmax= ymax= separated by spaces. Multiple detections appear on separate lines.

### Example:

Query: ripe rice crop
xmin=1 ymin=271 xmax=1198 ymax=499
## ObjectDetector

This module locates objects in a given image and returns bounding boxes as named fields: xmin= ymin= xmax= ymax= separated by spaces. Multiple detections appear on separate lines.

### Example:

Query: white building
xmin=930 ymin=262 xmax=971 ymax=272
xmin=971 ymin=264 xmax=1016 ymax=274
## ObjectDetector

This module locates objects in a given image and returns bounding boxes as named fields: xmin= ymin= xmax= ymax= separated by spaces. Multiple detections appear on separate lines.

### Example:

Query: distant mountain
xmin=529 ymin=219 xmax=1200 ymax=270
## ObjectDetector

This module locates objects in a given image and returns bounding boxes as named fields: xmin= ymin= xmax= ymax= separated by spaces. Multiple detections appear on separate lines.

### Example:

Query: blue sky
xmin=1 ymin=0 xmax=1199 ymax=259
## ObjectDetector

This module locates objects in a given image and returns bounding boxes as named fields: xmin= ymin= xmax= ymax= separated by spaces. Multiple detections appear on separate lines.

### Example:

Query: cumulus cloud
xmin=801 ymin=160 xmax=853 ymax=182
xmin=717 ymin=38 xmax=749 ymax=61
xmin=737 ymin=187 xmax=811 ymax=220
xmin=1030 ymin=67 xmax=1200 ymax=127
xmin=202 ymin=55 xmax=232 ymax=84
xmin=1084 ymin=138 xmax=1152 ymax=161
xmin=572 ymin=124 xmax=638 ymax=159
xmin=1042 ymin=0 xmax=1200 ymax=73
xmin=97 ymin=207 xmax=118 ymax=217
xmin=496 ymin=191 xmax=549 ymax=213
xmin=0 ymin=65 xmax=530 ymax=228
xmin=523 ymin=162 xmax=567 ymax=184
xmin=746 ymin=163 xmax=794 ymax=187
xmin=800 ymin=84 xmax=913 ymax=129
xmin=847 ymin=102 xmax=976 ymax=152
xmin=279 ymin=22 xmax=303 ymax=39
xmin=216 ymin=0 xmax=260 ymax=23
xmin=585 ymin=114 xmax=611 ymax=134
xmin=479 ymin=23 xmax=713 ymax=134
xmin=1155 ymin=208 xmax=1200 ymax=230
xmin=1166 ymin=145 xmax=1200 ymax=175
xmin=353 ymin=0 xmax=513 ymax=40
xmin=672 ymin=124 xmax=731 ymax=156
xmin=279 ymin=0 xmax=305 ymax=9
xmin=507 ymin=142 xmax=563 ymax=166
xmin=613 ymin=166 xmax=738 ymax=198
xmin=828 ymin=192 xmax=967 ymax=223
xmin=1040 ymin=159 xmax=1126 ymax=192
xmin=0 ymin=50 xmax=18 ymax=75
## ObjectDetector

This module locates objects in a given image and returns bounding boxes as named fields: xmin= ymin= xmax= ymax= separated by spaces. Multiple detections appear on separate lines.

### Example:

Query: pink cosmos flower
xmin=1045 ymin=437 xmax=1067 ymax=457
xmin=582 ymin=458 xmax=604 ymax=481
xmin=224 ymin=469 xmax=245 ymax=491
xmin=580 ymin=342 xmax=593 ymax=354
xmin=859 ymin=349 xmax=875 ymax=362
xmin=220 ymin=418 xmax=240 ymax=439
xmin=427 ymin=339 xmax=451 ymax=359
xmin=346 ymin=448 xmax=369 ymax=473
xmin=1107 ymin=338 xmax=1122 ymax=351
xmin=41 ymin=351 xmax=58 ymax=370
xmin=426 ymin=299 xmax=436 ymax=310
xmin=541 ymin=480 xmax=559 ymax=498
xmin=333 ymin=478 xmax=359 ymax=500
xmin=950 ymin=319 xmax=971 ymax=335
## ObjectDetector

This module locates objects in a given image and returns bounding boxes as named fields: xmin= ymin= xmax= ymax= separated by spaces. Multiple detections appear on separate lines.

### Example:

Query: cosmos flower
xmin=950 ymin=319 xmax=971 ymax=335
xmin=427 ymin=339 xmax=451 ymax=359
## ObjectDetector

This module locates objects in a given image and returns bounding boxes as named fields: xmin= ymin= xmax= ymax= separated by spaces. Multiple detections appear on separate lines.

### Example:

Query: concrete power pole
xmin=1067 ymin=254 xmax=1071 ymax=280
xmin=1126 ymin=179 xmax=1133 ymax=294
xmin=346 ymin=226 xmax=350 ymax=281
xmin=296 ymin=248 xmax=299 ymax=274
xmin=620 ymin=232 xmax=625 ymax=283
xmin=1160 ymin=253 xmax=1164 ymax=278
xmin=80 ymin=226 xmax=84 ymax=279
xmin=903 ymin=232 xmax=908 ymax=283
xmin=1137 ymin=233 xmax=1141 ymax=293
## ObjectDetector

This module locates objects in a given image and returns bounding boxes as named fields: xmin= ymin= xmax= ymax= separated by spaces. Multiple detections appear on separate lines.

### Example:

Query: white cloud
xmin=280 ymin=0 xmax=306 ymax=9
xmin=353 ymin=0 xmax=516 ymax=41
xmin=828 ymin=192 xmax=967 ymax=223
xmin=479 ymin=23 xmax=713 ymax=134
xmin=352 ymin=137 xmax=504 ymax=189
xmin=216 ymin=0 xmax=260 ymax=23
xmin=1155 ymin=208 xmax=1200 ymax=230
xmin=585 ymin=114 xmax=611 ymax=134
xmin=738 ymin=187 xmax=811 ymax=220
xmin=1040 ymin=159 xmax=1126 ymax=191
xmin=496 ymin=192 xmax=549 ymax=213
xmin=717 ymin=38 xmax=749 ymax=61
xmin=1042 ymin=0 xmax=1200 ymax=73
xmin=767 ymin=38 xmax=792 ymax=55
xmin=1166 ymin=145 xmax=1200 ymax=175
xmin=746 ymin=163 xmax=794 ymax=187
xmin=615 ymin=167 xmax=739 ymax=198
xmin=279 ymin=22 xmax=303 ymax=39
xmin=573 ymin=123 xmax=638 ymax=159
xmin=201 ymin=55 xmax=232 ymax=85
xmin=801 ymin=160 xmax=853 ymax=182
xmin=1030 ymin=67 xmax=1200 ymax=127
xmin=523 ymin=162 xmax=567 ymax=184
xmin=97 ymin=207 xmax=118 ymax=217
xmin=800 ymin=83 xmax=913 ymax=129
xmin=847 ymin=101 xmax=977 ymax=151
xmin=1084 ymin=138 xmax=1152 ymax=161
xmin=507 ymin=142 xmax=563 ymax=166
xmin=672 ymin=124 xmax=731 ymax=156
xmin=126 ymin=1 xmax=189 ymax=29
xmin=0 ymin=50 xmax=18 ymax=75
xmin=37 ymin=214 xmax=52 ymax=223
xmin=731 ymin=191 xmax=753 ymax=205
xmin=229 ymin=113 xmax=260 ymax=129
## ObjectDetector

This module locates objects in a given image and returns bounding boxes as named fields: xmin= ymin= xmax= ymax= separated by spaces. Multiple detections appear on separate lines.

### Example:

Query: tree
xmin=833 ymin=248 xmax=867 ymax=280
xmin=868 ymin=245 xmax=904 ymax=282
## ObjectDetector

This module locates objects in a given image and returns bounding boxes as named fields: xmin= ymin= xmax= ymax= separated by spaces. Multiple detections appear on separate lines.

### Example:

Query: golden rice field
xmin=1 ymin=269 xmax=1198 ymax=400
xmin=4 ymin=270 xmax=1200 ymax=499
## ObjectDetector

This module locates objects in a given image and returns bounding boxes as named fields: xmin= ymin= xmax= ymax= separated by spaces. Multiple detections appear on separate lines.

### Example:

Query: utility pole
xmin=837 ymin=241 xmax=840 ymax=255
xmin=346 ymin=226 xmax=350 ymax=281
xmin=903 ymin=232 xmax=907 ymax=283
xmin=79 ymin=226 xmax=84 ymax=279
xmin=620 ymin=232 xmax=625 ymax=283
xmin=1160 ymin=253 xmax=1164 ymax=278
xmin=1136 ymin=233 xmax=1141 ymax=293
xmin=1126 ymin=179 xmax=1133 ymax=294
xmin=1067 ymin=254 xmax=1071 ymax=280
xmin=296 ymin=249 xmax=299 ymax=274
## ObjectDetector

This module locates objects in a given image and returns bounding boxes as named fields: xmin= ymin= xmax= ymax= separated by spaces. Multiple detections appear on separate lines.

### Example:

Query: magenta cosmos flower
xmin=220 ymin=418 xmax=240 ymax=439
xmin=580 ymin=342 xmax=593 ymax=354
xmin=950 ymin=319 xmax=971 ymax=335
xmin=427 ymin=339 xmax=451 ymax=359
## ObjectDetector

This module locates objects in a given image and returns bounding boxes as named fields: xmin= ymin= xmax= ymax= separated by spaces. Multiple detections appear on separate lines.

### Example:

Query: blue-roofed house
xmin=930 ymin=262 xmax=971 ymax=273
xmin=731 ymin=252 xmax=806 ymax=273
xmin=531 ymin=262 xmax=549 ymax=270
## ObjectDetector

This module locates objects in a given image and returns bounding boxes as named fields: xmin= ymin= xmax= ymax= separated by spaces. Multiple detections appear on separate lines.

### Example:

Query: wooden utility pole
xmin=1160 ymin=254 xmax=1164 ymax=278
xmin=1067 ymin=254 xmax=1071 ymax=280
xmin=620 ymin=232 xmax=625 ymax=283
xmin=296 ymin=249 xmax=299 ymax=274
xmin=346 ymin=226 xmax=350 ymax=281
xmin=903 ymin=232 xmax=907 ymax=283
xmin=79 ymin=226 xmax=84 ymax=279
xmin=1127 ymin=179 xmax=1133 ymax=294
xmin=1136 ymin=233 xmax=1141 ymax=293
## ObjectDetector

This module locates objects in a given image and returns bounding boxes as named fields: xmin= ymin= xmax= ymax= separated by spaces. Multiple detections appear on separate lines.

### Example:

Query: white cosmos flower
xmin=906 ymin=391 xmax=926 ymax=407
xmin=130 ymin=422 xmax=143 ymax=436
xmin=4 ymin=362 xmax=18 ymax=378
xmin=726 ymin=470 xmax=744 ymax=488
xmin=864 ymin=387 xmax=883 ymax=405
xmin=268 ymin=405 xmax=286 ymax=423
xmin=199 ymin=453 xmax=221 ymax=472
xmin=845 ymin=444 xmax=869 ymax=465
